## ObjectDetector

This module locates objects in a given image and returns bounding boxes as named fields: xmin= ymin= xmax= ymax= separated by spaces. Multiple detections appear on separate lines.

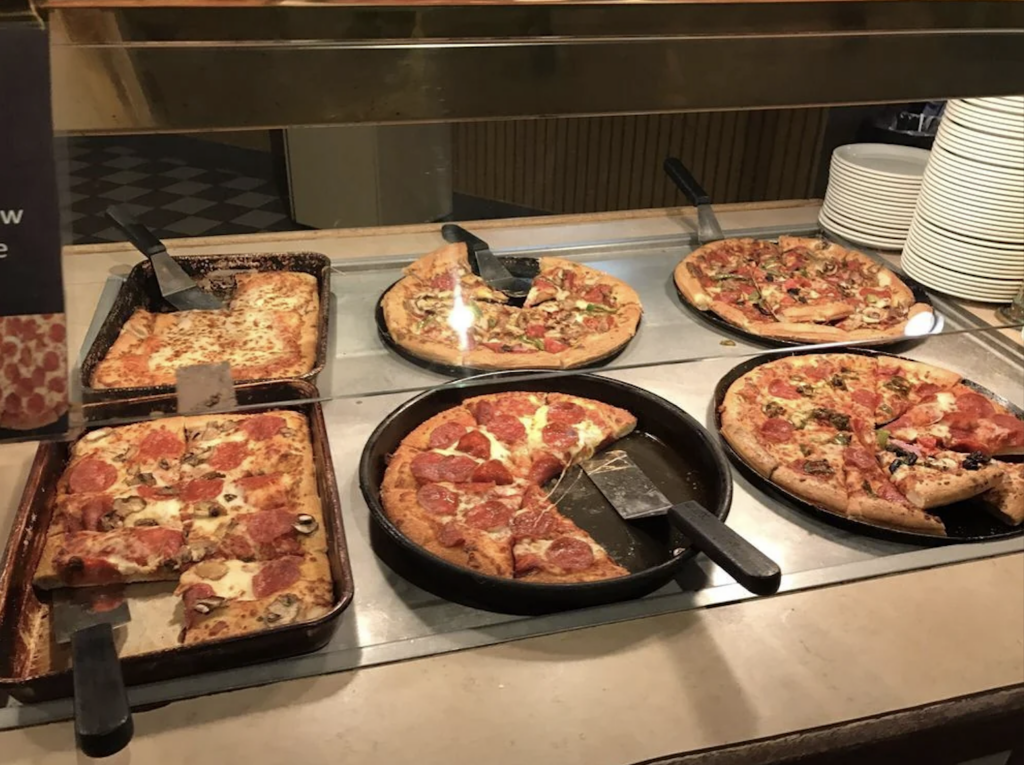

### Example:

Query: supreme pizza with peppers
xmin=381 ymin=244 xmax=642 ymax=369
xmin=380 ymin=391 xmax=639 ymax=582
xmin=90 ymin=271 xmax=319 ymax=389
xmin=720 ymin=353 xmax=1024 ymax=535
xmin=33 ymin=410 xmax=334 ymax=644
xmin=675 ymin=236 xmax=933 ymax=343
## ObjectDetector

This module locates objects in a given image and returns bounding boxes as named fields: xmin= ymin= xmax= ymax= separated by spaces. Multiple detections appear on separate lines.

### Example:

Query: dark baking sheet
xmin=0 ymin=380 xmax=353 ymax=704
xmin=79 ymin=252 xmax=332 ymax=403
xmin=375 ymin=255 xmax=638 ymax=377
xmin=673 ymin=236 xmax=936 ymax=349
xmin=359 ymin=371 xmax=734 ymax=614
xmin=713 ymin=348 xmax=1024 ymax=545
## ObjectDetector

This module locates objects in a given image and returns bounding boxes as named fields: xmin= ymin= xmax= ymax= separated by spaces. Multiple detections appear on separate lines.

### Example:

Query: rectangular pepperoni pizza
xmin=33 ymin=410 xmax=334 ymax=644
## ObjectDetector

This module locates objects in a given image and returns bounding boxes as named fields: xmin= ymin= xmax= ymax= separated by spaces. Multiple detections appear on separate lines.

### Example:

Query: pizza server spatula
xmin=441 ymin=224 xmax=532 ymax=299
xmin=663 ymin=157 xmax=725 ymax=245
xmin=52 ymin=588 xmax=134 ymax=757
xmin=582 ymin=450 xmax=781 ymax=595
xmin=106 ymin=205 xmax=224 ymax=311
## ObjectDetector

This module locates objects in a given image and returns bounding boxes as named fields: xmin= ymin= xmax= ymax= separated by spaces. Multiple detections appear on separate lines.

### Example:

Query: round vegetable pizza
xmin=719 ymin=353 xmax=1024 ymax=536
xmin=675 ymin=236 xmax=933 ymax=343
xmin=381 ymin=244 xmax=642 ymax=369
xmin=380 ymin=391 xmax=639 ymax=582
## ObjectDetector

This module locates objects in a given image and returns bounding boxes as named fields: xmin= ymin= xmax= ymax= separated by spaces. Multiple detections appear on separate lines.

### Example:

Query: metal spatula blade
xmin=441 ymin=224 xmax=532 ymax=298
xmin=52 ymin=589 xmax=134 ymax=758
xmin=582 ymin=450 xmax=781 ymax=595
xmin=663 ymin=157 xmax=725 ymax=244
xmin=106 ymin=206 xmax=224 ymax=311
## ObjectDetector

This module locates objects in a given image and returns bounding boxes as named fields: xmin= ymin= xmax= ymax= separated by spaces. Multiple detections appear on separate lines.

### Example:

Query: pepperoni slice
xmin=759 ymin=418 xmax=794 ymax=444
xmin=456 ymin=430 xmax=492 ymax=460
xmin=180 ymin=477 xmax=224 ymax=502
xmin=527 ymin=453 xmax=564 ymax=484
xmin=851 ymin=389 xmax=879 ymax=409
xmin=486 ymin=414 xmax=526 ymax=445
xmin=955 ymin=391 xmax=995 ymax=419
xmin=240 ymin=414 xmax=286 ymax=442
xmin=437 ymin=521 xmax=466 ymax=548
xmin=876 ymin=480 xmax=908 ymax=504
xmin=843 ymin=447 xmax=876 ymax=470
xmin=511 ymin=508 xmax=559 ymax=540
xmin=417 ymin=484 xmax=459 ymax=515
xmin=138 ymin=429 xmax=185 ymax=461
xmin=768 ymin=379 xmax=802 ymax=400
xmin=545 ymin=536 xmax=595 ymax=572
xmin=499 ymin=395 xmax=543 ymax=419
xmin=411 ymin=452 xmax=447 ymax=483
xmin=526 ymin=325 xmax=546 ymax=339
xmin=465 ymin=500 xmax=513 ymax=531
xmin=542 ymin=422 xmax=578 ymax=450
xmin=242 ymin=508 xmax=296 ymax=544
xmin=916 ymin=383 xmax=941 ymax=398
xmin=182 ymin=582 xmax=217 ymax=616
xmin=430 ymin=272 xmax=456 ymax=291
xmin=992 ymin=414 xmax=1024 ymax=445
xmin=137 ymin=484 xmax=177 ymax=500
xmin=80 ymin=496 xmax=115 ymax=531
xmin=236 ymin=473 xmax=279 ymax=492
xmin=471 ymin=460 xmax=514 ymax=485
xmin=207 ymin=441 xmax=248 ymax=471
xmin=543 ymin=338 xmax=569 ymax=354
xmin=916 ymin=435 xmax=939 ymax=451
xmin=905 ymin=404 xmax=943 ymax=427
xmin=68 ymin=457 xmax=118 ymax=494
xmin=428 ymin=422 xmax=467 ymax=450
xmin=440 ymin=455 xmax=480 ymax=483
xmin=546 ymin=401 xmax=586 ymax=425
xmin=252 ymin=556 xmax=302 ymax=598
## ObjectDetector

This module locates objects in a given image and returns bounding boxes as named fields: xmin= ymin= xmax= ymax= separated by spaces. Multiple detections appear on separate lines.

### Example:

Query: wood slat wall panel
xmin=456 ymin=108 xmax=827 ymax=214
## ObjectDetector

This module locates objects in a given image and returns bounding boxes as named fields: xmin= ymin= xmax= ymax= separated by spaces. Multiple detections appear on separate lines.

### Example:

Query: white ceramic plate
xmin=936 ymin=132 xmax=1023 ymax=170
xmin=938 ymin=123 xmax=1024 ymax=164
xmin=904 ymin=248 xmax=1022 ymax=288
xmin=913 ymin=213 xmax=1024 ymax=251
xmin=922 ymin=164 xmax=1024 ymax=209
xmin=819 ymin=210 xmax=906 ymax=250
xmin=828 ymin=161 xmax=924 ymax=192
xmin=929 ymin=147 xmax=1024 ymax=190
xmin=916 ymin=195 xmax=1024 ymax=239
xmin=945 ymin=104 xmax=1024 ymax=139
xmin=824 ymin=190 xmax=916 ymax=222
xmin=909 ymin=220 xmax=1024 ymax=261
xmin=961 ymin=97 xmax=1024 ymax=117
xmin=918 ymin=183 xmax=1024 ymax=226
xmin=903 ymin=249 xmax=1022 ymax=301
xmin=833 ymin=144 xmax=930 ymax=179
xmin=905 ymin=229 xmax=1024 ymax=276
xmin=826 ymin=174 xmax=920 ymax=202
xmin=939 ymin=116 xmax=1024 ymax=151
xmin=822 ymin=202 xmax=911 ymax=236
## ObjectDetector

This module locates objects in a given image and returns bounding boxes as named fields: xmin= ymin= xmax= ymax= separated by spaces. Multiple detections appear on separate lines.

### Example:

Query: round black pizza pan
xmin=375 ymin=255 xmax=638 ymax=378
xmin=713 ymin=348 xmax=1024 ymax=546
xmin=359 ymin=371 xmax=735 ymax=614
xmin=672 ymin=240 xmax=937 ymax=350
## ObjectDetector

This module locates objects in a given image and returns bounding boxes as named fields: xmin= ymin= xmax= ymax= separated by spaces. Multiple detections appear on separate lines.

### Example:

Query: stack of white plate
xmin=819 ymin=144 xmax=929 ymax=250
xmin=902 ymin=97 xmax=1024 ymax=303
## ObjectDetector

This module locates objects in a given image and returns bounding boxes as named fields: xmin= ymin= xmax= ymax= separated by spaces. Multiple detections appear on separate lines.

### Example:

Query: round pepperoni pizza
xmin=719 ymin=353 xmax=1024 ymax=535
xmin=0 ymin=313 xmax=69 ymax=431
xmin=380 ymin=391 xmax=639 ymax=582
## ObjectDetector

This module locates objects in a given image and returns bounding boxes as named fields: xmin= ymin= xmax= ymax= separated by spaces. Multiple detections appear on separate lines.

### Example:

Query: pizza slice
xmin=176 ymin=553 xmax=334 ymax=645
xmin=753 ymin=244 xmax=854 ymax=324
xmin=381 ymin=481 xmax=521 ymax=577
xmin=877 ymin=446 xmax=1005 ymax=509
xmin=981 ymin=463 xmax=1024 ymax=526
xmin=886 ymin=384 xmax=1024 ymax=456
xmin=34 ymin=526 xmax=188 ymax=588
xmin=509 ymin=486 xmax=629 ymax=583
xmin=841 ymin=445 xmax=946 ymax=535
xmin=874 ymin=357 xmax=961 ymax=425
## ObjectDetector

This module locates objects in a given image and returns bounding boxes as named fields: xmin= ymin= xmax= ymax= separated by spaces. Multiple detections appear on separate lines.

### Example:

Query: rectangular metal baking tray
xmin=78 ymin=252 xmax=332 ymax=403
xmin=0 ymin=379 xmax=353 ymax=704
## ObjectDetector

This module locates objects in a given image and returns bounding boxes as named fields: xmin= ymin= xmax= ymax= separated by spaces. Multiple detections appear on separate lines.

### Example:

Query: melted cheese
xmin=180 ymin=559 xmax=258 ymax=600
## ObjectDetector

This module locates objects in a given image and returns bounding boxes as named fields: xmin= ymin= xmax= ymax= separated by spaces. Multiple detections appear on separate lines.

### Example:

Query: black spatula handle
xmin=667 ymin=501 xmax=781 ymax=596
xmin=663 ymin=157 xmax=712 ymax=207
xmin=72 ymin=622 xmax=134 ymax=758
xmin=106 ymin=205 xmax=166 ymax=259
xmin=441 ymin=224 xmax=490 ymax=253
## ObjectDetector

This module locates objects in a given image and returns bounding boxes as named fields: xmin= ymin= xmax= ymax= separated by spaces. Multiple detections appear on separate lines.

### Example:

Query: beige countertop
xmin=1 ymin=202 xmax=1021 ymax=763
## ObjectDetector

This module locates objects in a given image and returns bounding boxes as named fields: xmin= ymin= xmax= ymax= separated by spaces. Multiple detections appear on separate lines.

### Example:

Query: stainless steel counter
xmin=4 ymin=310 xmax=1021 ymax=730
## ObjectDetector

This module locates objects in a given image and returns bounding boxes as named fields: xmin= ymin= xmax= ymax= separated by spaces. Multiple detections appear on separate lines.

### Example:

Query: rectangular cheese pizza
xmin=90 ymin=271 xmax=319 ymax=389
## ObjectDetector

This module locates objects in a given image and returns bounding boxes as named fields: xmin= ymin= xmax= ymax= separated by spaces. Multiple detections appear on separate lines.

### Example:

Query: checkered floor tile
xmin=61 ymin=137 xmax=298 ymax=245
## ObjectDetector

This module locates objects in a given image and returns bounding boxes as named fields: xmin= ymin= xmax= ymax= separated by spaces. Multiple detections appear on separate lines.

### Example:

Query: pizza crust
xmin=847 ymin=495 xmax=946 ymax=535
xmin=982 ymin=463 xmax=1024 ymax=526
xmin=772 ymin=465 xmax=849 ymax=514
